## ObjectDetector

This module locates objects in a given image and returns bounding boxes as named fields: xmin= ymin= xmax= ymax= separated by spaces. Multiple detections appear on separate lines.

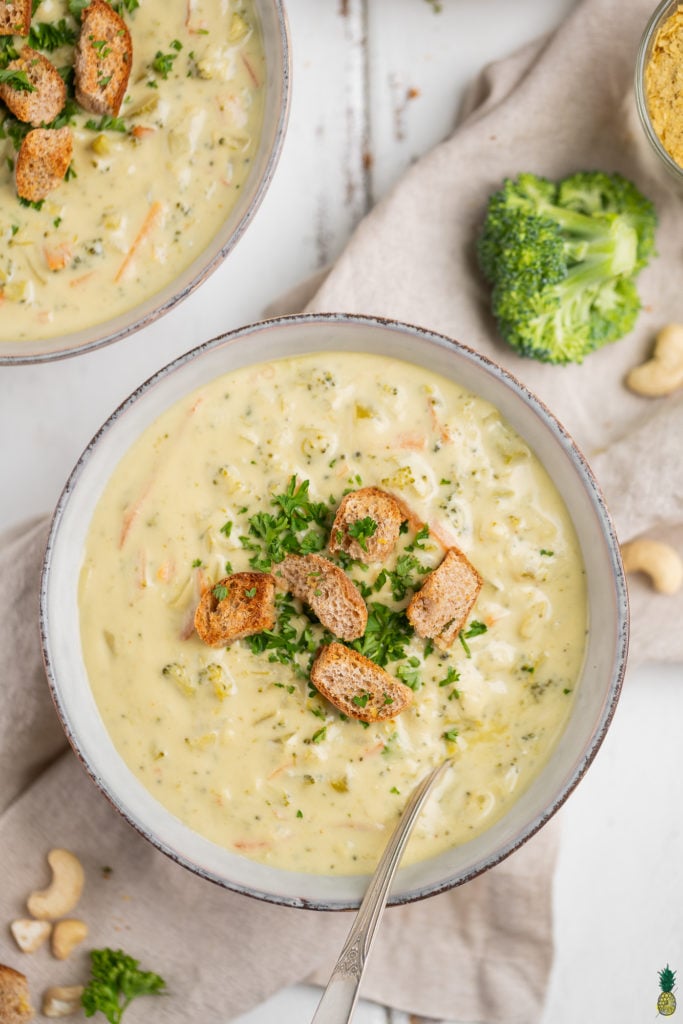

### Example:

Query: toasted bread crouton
xmin=194 ymin=572 xmax=276 ymax=647
xmin=0 ymin=48 xmax=66 ymax=125
xmin=15 ymin=127 xmax=73 ymax=202
xmin=328 ymin=487 xmax=405 ymax=562
xmin=278 ymin=553 xmax=368 ymax=641
xmin=0 ymin=0 xmax=31 ymax=36
xmin=74 ymin=0 xmax=132 ymax=117
xmin=310 ymin=642 xmax=413 ymax=722
xmin=0 ymin=964 xmax=34 ymax=1024
xmin=406 ymin=546 xmax=483 ymax=648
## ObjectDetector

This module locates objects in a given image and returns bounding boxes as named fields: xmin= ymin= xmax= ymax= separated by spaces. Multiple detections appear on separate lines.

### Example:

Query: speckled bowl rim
xmin=0 ymin=0 xmax=291 ymax=366
xmin=40 ymin=313 xmax=629 ymax=911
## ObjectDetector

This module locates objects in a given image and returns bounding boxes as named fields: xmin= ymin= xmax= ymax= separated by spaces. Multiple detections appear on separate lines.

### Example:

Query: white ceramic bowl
xmin=40 ymin=314 xmax=628 ymax=910
xmin=1 ymin=1 xmax=290 ymax=366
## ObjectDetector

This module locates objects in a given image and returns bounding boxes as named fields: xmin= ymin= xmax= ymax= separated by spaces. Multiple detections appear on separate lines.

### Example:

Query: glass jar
xmin=635 ymin=0 xmax=683 ymax=186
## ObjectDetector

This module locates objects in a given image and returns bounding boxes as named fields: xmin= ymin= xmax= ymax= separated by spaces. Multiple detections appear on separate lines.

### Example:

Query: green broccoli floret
xmin=477 ymin=171 xmax=657 ymax=364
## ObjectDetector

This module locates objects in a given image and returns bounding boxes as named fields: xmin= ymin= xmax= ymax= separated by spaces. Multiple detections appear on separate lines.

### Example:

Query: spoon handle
xmin=310 ymin=758 xmax=453 ymax=1024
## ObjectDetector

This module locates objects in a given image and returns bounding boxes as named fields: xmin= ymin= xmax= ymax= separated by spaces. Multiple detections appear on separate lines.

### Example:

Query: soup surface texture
xmin=79 ymin=352 xmax=587 ymax=875
xmin=0 ymin=0 xmax=264 ymax=342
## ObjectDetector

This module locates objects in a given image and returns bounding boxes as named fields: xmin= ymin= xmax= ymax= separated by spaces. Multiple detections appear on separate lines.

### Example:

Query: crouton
xmin=310 ymin=642 xmax=413 ymax=723
xmin=278 ymin=553 xmax=368 ymax=641
xmin=15 ymin=127 xmax=73 ymax=202
xmin=0 ymin=0 xmax=30 ymax=36
xmin=194 ymin=572 xmax=276 ymax=647
xmin=406 ymin=546 xmax=483 ymax=648
xmin=328 ymin=486 xmax=405 ymax=562
xmin=74 ymin=0 xmax=132 ymax=117
xmin=0 ymin=48 xmax=65 ymax=126
xmin=0 ymin=964 xmax=34 ymax=1024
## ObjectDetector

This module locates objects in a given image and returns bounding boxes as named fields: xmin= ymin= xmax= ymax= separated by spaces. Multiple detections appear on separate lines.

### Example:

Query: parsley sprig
xmin=28 ymin=18 xmax=77 ymax=51
xmin=346 ymin=516 xmax=377 ymax=552
xmin=245 ymin=593 xmax=320 ymax=676
xmin=151 ymin=39 xmax=182 ymax=79
xmin=81 ymin=948 xmax=166 ymax=1023
xmin=458 ymin=620 xmax=488 ymax=658
xmin=350 ymin=603 xmax=413 ymax=667
xmin=0 ymin=68 xmax=35 ymax=92
xmin=239 ymin=476 xmax=332 ymax=571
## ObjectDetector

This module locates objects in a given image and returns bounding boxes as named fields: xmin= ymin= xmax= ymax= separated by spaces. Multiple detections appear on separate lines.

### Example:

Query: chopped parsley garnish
xmin=350 ymin=602 xmax=413 ymax=667
xmin=219 ymin=520 xmax=233 ymax=537
xmin=540 ymin=548 xmax=554 ymax=557
xmin=351 ymin=692 xmax=370 ymax=708
xmin=151 ymin=40 xmax=182 ymax=79
xmin=244 ymin=587 xmax=257 ymax=598
xmin=438 ymin=665 xmax=460 ymax=687
xmin=347 ymin=516 xmax=377 ymax=552
xmin=111 ymin=0 xmax=140 ymax=13
xmin=212 ymin=584 xmax=229 ymax=601
xmin=47 ymin=96 xmax=80 ymax=130
xmin=0 ymin=37 xmax=20 ymax=69
xmin=296 ymin=809 xmax=303 ymax=818
xmin=406 ymin=523 xmax=430 ymax=551
xmin=28 ymin=18 xmax=77 ymax=51
xmin=0 ymin=68 xmax=35 ymax=92
xmin=443 ymin=729 xmax=459 ymax=743
xmin=245 ymin=593 xmax=320 ymax=677
xmin=239 ymin=476 xmax=331 ymax=571
xmin=67 ymin=0 xmax=90 ymax=16
xmin=458 ymin=620 xmax=488 ymax=658
xmin=385 ymin=552 xmax=429 ymax=601
xmin=191 ymin=559 xmax=202 ymax=568
xmin=396 ymin=656 xmax=421 ymax=691
xmin=19 ymin=196 xmax=45 ymax=210
xmin=311 ymin=726 xmax=327 ymax=744
xmin=85 ymin=114 xmax=127 ymax=132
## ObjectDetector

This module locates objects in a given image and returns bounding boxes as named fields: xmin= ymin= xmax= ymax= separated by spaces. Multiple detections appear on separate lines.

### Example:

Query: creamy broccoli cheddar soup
xmin=79 ymin=352 xmax=587 ymax=875
xmin=0 ymin=0 xmax=264 ymax=342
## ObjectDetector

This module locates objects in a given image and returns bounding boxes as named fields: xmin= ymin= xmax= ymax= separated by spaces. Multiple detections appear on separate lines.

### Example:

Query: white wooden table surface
xmin=2 ymin=2 xmax=682 ymax=1023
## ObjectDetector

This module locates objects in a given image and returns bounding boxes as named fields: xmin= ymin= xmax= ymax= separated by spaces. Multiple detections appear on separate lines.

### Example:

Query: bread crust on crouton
xmin=278 ymin=553 xmax=368 ymax=641
xmin=74 ymin=0 xmax=132 ymax=117
xmin=0 ymin=47 xmax=66 ymax=125
xmin=0 ymin=0 xmax=31 ymax=36
xmin=0 ymin=963 xmax=34 ymax=1024
xmin=15 ymin=127 xmax=73 ymax=202
xmin=406 ymin=546 xmax=483 ymax=648
xmin=328 ymin=486 xmax=405 ymax=562
xmin=310 ymin=642 xmax=413 ymax=722
xmin=194 ymin=572 xmax=276 ymax=647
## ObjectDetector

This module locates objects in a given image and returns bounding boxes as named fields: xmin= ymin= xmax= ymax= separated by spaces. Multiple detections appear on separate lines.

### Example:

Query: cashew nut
xmin=51 ymin=919 xmax=88 ymax=961
xmin=27 ymin=849 xmax=85 ymax=921
xmin=42 ymin=985 xmax=84 ymax=1018
xmin=626 ymin=324 xmax=683 ymax=397
xmin=10 ymin=918 xmax=52 ymax=953
xmin=621 ymin=538 xmax=683 ymax=594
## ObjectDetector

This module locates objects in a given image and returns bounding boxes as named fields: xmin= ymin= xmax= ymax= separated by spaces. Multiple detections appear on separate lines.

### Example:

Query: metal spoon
xmin=310 ymin=757 xmax=453 ymax=1024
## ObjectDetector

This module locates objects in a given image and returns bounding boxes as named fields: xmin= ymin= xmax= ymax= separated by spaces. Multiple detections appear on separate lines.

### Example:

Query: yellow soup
xmin=0 ymin=0 xmax=264 ymax=341
xmin=79 ymin=352 xmax=587 ymax=875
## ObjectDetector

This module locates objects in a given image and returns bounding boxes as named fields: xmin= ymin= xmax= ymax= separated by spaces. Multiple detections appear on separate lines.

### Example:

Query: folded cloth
xmin=2 ymin=0 xmax=681 ymax=1021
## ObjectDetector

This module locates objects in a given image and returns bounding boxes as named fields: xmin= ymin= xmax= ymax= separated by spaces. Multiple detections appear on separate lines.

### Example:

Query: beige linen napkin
xmin=2 ymin=0 xmax=681 ymax=1021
